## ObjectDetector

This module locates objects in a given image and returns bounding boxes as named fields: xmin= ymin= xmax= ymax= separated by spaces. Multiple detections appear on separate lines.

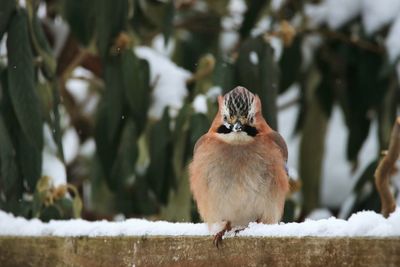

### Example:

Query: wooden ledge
xmin=0 ymin=236 xmax=399 ymax=266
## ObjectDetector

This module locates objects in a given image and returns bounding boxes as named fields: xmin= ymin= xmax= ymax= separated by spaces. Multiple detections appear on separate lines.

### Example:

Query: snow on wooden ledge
xmin=1 ymin=209 xmax=400 ymax=266
xmin=1 ymin=209 xmax=400 ymax=237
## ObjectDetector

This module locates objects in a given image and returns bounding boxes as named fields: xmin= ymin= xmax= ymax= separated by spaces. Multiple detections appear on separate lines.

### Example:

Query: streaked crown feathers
xmin=222 ymin=86 xmax=256 ymax=120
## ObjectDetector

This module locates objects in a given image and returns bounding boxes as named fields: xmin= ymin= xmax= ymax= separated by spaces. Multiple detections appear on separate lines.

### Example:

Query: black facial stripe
xmin=242 ymin=125 xmax=258 ymax=137
xmin=217 ymin=125 xmax=232 ymax=134
xmin=216 ymin=124 xmax=258 ymax=136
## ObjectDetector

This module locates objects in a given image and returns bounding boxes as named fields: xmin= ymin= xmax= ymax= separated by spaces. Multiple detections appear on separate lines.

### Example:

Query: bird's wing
xmin=193 ymin=135 xmax=207 ymax=154
xmin=268 ymin=131 xmax=288 ymax=162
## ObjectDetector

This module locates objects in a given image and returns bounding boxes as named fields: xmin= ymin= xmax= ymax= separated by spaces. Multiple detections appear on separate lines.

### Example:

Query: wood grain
xmin=0 ymin=236 xmax=399 ymax=267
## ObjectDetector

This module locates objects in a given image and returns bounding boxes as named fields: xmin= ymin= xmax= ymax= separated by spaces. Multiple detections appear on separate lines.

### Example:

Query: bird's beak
xmin=232 ymin=121 xmax=243 ymax=132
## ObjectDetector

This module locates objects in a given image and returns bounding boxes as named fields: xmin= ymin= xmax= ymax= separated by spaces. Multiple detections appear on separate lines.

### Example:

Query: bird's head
xmin=215 ymin=86 xmax=262 ymax=140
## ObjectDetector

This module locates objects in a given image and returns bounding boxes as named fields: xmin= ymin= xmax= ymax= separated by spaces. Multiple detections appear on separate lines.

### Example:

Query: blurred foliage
xmin=0 ymin=0 xmax=399 ymax=222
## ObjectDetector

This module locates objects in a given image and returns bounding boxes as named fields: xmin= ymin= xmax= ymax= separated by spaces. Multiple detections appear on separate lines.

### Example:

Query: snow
xmin=271 ymin=0 xmax=286 ymax=12
xmin=325 ymin=0 xmax=362 ymax=29
xmin=240 ymin=209 xmax=400 ymax=237
xmin=193 ymin=94 xmax=208 ymax=114
xmin=307 ymin=208 xmax=333 ymax=220
xmin=305 ymin=0 xmax=362 ymax=29
xmin=41 ymin=151 xmax=67 ymax=187
xmin=43 ymin=18 xmax=69 ymax=57
xmin=304 ymin=3 xmax=328 ymax=28
xmin=0 ymin=208 xmax=399 ymax=237
xmin=249 ymin=51 xmax=259 ymax=65
xmin=228 ymin=0 xmax=247 ymax=16
xmin=206 ymin=86 xmax=222 ymax=100
xmin=268 ymin=36 xmax=283 ymax=62
xmin=219 ymin=0 xmax=246 ymax=54
xmin=0 ymin=34 xmax=7 ymax=63
xmin=152 ymin=34 xmax=175 ymax=57
xmin=277 ymin=86 xmax=300 ymax=189
xmin=385 ymin=15 xmax=400 ymax=62
xmin=135 ymin=47 xmax=191 ymax=119
xmin=37 ymin=2 xmax=47 ymax=19
xmin=301 ymin=34 xmax=323 ymax=70
xmin=79 ymin=138 xmax=96 ymax=158
xmin=42 ymin=124 xmax=67 ymax=186
xmin=361 ymin=0 xmax=400 ymax=35
xmin=65 ymin=68 xmax=92 ymax=104
xmin=304 ymin=0 xmax=400 ymax=48
xmin=62 ymin=127 xmax=79 ymax=164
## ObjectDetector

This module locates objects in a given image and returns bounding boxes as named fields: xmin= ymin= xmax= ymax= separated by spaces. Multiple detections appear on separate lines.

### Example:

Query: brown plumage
xmin=189 ymin=86 xmax=289 ymax=247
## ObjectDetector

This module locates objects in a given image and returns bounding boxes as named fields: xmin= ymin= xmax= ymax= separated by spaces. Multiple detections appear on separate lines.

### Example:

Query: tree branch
xmin=374 ymin=117 xmax=399 ymax=218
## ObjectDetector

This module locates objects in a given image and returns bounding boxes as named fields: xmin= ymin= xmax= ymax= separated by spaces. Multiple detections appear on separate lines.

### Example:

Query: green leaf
xmin=61 ymin=0 xmax=95 ymax=46
xmin=189 ymin=113 xmax=209 ymax=150
xmin=103 ymin=57 xmax=125 ymax=140
xmin=279 ymin=36 xmax=302 ymax=93
xmin=282 ymin=199 xmax=296 ymax=223
xmin=96 ymin=0 xmax=128 ymax=59
xmin=94 ymin=99 xmax=123 ymax=191
xmin=310 ymin=48 xmax=334 ymax=118
xmin=0 ymin=0 xmax=16 ymax=40
xmin=122 ymin=50 xmax=151 ymax=134
xmin=28 ymin=14 xmax=56 ymax=79
xmin=172 ymin=103 xmax=192 ymax=177
xmin=239 ymin=0 xmax=268 ymax=39
xmin=161 ymin=1 xmax=175 ymax=46
xmin=171 ymin=13 xmax=220 ymax=72
xmin=7 ymin=10 xmax=43 ymax=150
xmin=146 ymin=108 xmax=173 ymax=204
xmin=0 ymin=115 xmax=19 ymax=195
xmin=339 ymin=44 xmax=387 ymax=162
xmin=94 ymin=56 xmax=126 ymax=190
xmin=213 ymin=58 xmax=235 ymax=93
xmin=0 ymin=68 xmax=23 ymax=200
xmin=16 ymin=129 xmax=42 ymax=192
xmin=110 ymin=119 xmax=138 ymax=189
xmin=236 ymin=36 xmax=279 ymax=129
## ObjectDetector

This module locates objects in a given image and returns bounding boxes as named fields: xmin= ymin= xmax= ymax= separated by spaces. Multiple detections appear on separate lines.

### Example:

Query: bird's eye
xmin=249 ymin=117 xmax=254 ymax=124
xmin=223 ymin=115 xmax=227 ymax=121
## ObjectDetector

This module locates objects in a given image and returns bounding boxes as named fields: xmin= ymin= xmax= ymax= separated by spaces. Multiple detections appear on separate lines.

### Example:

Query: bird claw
xmin=212 ymin=221 xmax=231 ymax=248
xmin=213 ymin=231 xmax=224 ymax=248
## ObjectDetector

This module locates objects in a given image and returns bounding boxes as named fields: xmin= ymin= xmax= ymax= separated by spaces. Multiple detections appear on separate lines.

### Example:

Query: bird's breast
xmin=201 ymin=138 xmax=275 ymax=193
xmin=190 ymin=133 xmax=287 ymax=226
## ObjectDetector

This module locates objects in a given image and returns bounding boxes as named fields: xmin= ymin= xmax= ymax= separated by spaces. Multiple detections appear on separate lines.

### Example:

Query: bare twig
xmin=374 ymin=117 xmax=399 ymax=218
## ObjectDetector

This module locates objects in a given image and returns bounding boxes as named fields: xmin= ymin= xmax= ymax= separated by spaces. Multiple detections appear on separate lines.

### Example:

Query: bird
xmin=189 ymin=86 xmax=289 ymax=247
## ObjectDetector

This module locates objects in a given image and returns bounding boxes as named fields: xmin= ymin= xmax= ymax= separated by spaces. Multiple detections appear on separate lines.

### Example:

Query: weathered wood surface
xmin=0 ymin=236 xmax=399 ymax=267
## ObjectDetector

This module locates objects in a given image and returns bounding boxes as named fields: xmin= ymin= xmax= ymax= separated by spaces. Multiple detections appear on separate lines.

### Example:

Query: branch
xmin=374 ymin=117 xmax=399 ymax=218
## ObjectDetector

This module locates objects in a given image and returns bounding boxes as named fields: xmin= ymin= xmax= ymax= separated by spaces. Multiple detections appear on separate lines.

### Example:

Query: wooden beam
xmin=0 ymin=236 xmax=399 ymax=266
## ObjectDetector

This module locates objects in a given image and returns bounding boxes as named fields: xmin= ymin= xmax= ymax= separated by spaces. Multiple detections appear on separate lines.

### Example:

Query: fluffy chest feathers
xmin=190 ymin=134 xmax=286 ymax=226
xmin=204 ymin=139 xmax=271 ymax=192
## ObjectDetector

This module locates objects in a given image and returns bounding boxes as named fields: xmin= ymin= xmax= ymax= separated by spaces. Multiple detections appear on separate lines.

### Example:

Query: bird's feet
xmin=213 ymin=221 xmax=231 ymax=248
